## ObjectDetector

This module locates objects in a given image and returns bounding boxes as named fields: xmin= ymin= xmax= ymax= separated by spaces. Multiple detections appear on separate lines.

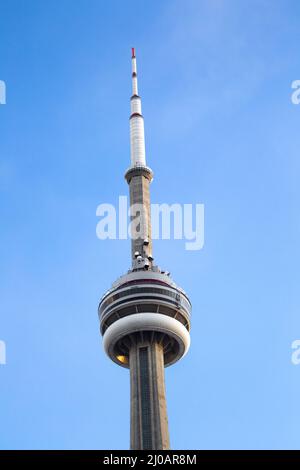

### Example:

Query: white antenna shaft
xmin=130 ymin=48 xmax=146 ymax=167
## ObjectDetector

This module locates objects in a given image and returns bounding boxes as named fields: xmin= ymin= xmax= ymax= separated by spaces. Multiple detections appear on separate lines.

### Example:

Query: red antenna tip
xmin=132 ymin=47 xmax=135 ymax=58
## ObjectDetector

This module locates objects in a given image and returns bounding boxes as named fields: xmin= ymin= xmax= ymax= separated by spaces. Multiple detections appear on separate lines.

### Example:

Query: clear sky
xmin=0 ymin=0 xmax=300 ymax=450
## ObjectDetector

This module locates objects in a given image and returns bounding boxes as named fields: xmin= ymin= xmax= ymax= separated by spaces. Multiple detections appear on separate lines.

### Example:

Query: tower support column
xmin=125 ymin=166 xmax=153 ymax=268
xmin=129 ymin=338 xmax=170 ymax=450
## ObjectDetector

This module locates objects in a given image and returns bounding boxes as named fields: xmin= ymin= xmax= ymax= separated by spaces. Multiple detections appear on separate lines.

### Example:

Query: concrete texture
xmin=130 ymin=338 xmax=170 ymax=450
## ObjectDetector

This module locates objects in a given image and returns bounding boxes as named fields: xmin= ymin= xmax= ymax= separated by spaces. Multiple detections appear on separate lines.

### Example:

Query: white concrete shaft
xmin=130 ymin=116 xmax=146 ymax=166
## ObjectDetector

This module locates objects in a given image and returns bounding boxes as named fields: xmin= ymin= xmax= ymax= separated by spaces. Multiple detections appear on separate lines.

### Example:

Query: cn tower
xmin=98 ymin=49 xmax=191 ymax=450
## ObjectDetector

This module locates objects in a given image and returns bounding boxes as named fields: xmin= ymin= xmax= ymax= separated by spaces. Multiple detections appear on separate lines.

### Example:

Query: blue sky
xmin=0 ymin=0 xmax=300 ymax=449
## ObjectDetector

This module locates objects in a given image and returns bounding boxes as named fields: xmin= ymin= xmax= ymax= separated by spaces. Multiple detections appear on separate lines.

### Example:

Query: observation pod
xmin=99 ymin=270 xmax=191 ymax=368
